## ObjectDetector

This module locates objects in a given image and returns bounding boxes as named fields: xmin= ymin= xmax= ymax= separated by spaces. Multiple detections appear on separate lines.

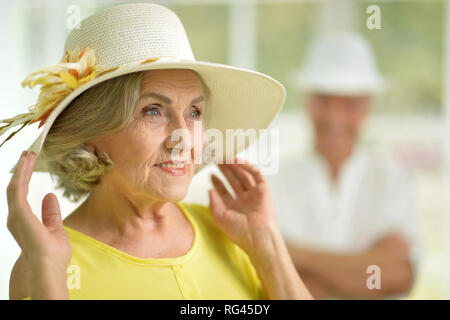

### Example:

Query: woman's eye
xmin=143 ymin=105 xmax=162 ymax=117
xmin=189 ymin=107 xmax=202 ymax=119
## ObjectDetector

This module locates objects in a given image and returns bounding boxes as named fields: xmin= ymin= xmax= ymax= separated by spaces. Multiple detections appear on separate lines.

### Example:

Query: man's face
xmin=307 ymin=94 xmax=370 ymax=155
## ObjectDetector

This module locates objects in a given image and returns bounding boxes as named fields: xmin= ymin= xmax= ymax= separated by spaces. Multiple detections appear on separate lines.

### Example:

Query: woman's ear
xmin=84 ymin=141 xmax=96 ymax=154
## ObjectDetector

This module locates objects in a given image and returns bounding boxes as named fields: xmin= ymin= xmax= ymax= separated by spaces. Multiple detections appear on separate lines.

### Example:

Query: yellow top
xmin=24 ymin=202 xmax=264 ymax=300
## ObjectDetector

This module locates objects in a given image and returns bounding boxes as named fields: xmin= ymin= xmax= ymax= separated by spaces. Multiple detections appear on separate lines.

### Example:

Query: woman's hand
xmin=7 ymin=151 xmax=71 ymax=299
xmin=209 ymin=158 xmax=313 ymax=299
xmin=208 ymin=158 xmax=278 ymax=257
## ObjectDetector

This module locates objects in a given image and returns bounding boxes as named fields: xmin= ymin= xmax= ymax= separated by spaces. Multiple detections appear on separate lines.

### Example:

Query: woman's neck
xmin=63 ymin=180 xmax=178 ymax=238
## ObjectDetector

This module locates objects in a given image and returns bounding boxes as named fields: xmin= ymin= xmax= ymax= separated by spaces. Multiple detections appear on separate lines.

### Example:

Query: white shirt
xmin=267 ymin=146 xmax=421 ymax=272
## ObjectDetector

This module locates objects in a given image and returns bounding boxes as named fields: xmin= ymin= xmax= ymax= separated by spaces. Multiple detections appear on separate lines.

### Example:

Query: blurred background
xmin=0 ymin=0 xmax=449 ymax=299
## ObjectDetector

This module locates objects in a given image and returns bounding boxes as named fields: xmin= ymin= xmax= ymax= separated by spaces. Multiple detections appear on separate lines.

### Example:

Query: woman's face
xmin=90 ymin=69 xmax=206 ymax=202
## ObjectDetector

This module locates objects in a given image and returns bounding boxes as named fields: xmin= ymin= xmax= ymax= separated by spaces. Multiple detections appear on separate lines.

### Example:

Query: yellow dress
xmin=24 ymin=202 xmax=264 ymax=300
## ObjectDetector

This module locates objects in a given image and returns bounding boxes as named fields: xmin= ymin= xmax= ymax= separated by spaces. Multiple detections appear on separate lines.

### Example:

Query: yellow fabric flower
xmin=0 ymin=46 xmax=159 ymax=148
xmin=21 ymin=47 xmax=104 ymax=124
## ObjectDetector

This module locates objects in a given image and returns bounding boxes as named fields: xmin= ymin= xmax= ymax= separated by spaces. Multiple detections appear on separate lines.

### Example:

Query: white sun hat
xmin=292 ymin=31 xmax=386 ymax=96
xmin=3 ymin=3 xmax=286 ymax=173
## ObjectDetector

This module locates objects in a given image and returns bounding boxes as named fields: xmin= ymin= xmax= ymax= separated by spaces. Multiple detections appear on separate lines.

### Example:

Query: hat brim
xmin=10 ymin=59 xmax=286 ymax=173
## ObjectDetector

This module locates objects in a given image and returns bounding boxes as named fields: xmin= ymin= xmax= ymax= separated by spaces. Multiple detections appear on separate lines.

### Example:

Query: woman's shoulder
xmin=178 ymin=202 xmax=210 ymax=213
xmin=178 ymin=202 xmax=236 ymax=249
xmin=177 ymin=202 xmax=215 ymax=224
xmin=177 ymin=201 xmax=255 ymax=264
xmin=180 ymin=202 xmax=264 ymax=299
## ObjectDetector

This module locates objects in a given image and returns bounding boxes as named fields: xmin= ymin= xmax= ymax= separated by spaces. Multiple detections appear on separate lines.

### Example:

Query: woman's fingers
xmin=211 ymin=174 xmax=234 ymax=206
xmin=7 ymin=151 xmax=28 ymax=206
xmin=231 ymin=162 xmax=265 ymax=185
xmin=222 ymin=164 xmax=256 ymax=190
xmin=23 ymin=151 xmax=38 ymax=186
xmin=6 ymin=151 xmax=42 ymax=248
xmin=41 ymin=193 xmax=64 ymax=233
xmin=218 ymin=158 xmax=264 ymax=192
xmin=209 ymin=189 xmax=227 ymax=219
xmin=218 ymin=164 xmax=245 ymax=194
xmin=7 ymin=151 xmax=37 ymax=209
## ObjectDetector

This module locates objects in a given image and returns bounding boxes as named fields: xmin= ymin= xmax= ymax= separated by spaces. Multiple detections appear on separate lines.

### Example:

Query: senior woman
xmin=3 ymin=3 xmax=311 ymax=300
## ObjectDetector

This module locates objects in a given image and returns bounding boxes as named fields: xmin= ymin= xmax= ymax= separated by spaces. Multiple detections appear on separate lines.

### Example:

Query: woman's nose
xmin=164 ymin=117 xmax=191 ymax=151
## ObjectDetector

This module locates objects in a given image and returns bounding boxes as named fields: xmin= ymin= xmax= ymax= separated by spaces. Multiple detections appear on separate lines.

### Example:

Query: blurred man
xmin=267 ymin=32 xmax=421 ymax=299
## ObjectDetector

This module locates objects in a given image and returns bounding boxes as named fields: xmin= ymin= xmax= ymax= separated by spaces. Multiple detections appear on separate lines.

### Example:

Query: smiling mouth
xmin=153 ymin=161 xmax=188 ymax=175
xmin=154 ymin=163 xmax=186 ymax=168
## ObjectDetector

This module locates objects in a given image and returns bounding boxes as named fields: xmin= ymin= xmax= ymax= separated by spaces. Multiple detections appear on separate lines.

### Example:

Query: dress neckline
xmin=63 ymin=202 xmax=199 ymax=266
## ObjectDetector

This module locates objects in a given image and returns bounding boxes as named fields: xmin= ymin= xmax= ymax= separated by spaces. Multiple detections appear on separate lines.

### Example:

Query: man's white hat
xmin=293 ymin=32 xmax=385 ymax=96
xmin=3 ymin=3 xmax=286 ymax=173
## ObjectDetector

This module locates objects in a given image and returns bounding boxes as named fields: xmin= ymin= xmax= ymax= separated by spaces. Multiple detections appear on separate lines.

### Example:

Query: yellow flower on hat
xmin=0 ymin=47 xmax=102 ymax=147
xmin=22 ymin=47 xmax=106 ymax=128
xmin=0 ymin=47 xmax=132 ymax=148
xmin=0 ymin=45 xmax=160 ymax=148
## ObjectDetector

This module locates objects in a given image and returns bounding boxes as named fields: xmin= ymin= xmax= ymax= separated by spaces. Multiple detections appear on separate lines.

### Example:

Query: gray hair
xmin=42 ymin=70 xmax=210 ymax=202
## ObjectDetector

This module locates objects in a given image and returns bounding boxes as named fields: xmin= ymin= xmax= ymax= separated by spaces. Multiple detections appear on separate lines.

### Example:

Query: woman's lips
xmin=154 ymin=161 xmax=188 ymax=176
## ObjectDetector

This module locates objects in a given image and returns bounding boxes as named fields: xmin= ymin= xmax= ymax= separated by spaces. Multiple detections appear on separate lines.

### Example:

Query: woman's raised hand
xmin=209 ymin=159 xmax=313 ymax=299
xmin=208 ymin=158 xmax=279 ymax=256
xmin=7 ymin=151 xmax=71 ymax=299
